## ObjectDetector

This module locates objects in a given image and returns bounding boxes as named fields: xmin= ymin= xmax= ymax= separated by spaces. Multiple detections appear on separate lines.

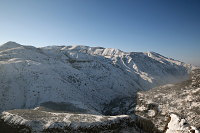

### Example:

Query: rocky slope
xmin=1 ymin=70 xmax=199 ymax=132
xmin=0 ymin=101 xmax=161 ymax=133
xmin=0 ymin=108 xmax=150 ymax=133
xmin=135 ymin=69 xmax=200 ymax=132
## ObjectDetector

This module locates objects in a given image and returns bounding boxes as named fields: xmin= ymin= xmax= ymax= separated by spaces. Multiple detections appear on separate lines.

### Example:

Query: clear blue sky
xmin=0 ymin=0 xmax=199 ymax=66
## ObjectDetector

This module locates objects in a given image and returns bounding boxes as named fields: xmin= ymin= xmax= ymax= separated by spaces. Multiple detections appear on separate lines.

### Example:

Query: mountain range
xmin=0 ymin=41 xmax=198 ymax=133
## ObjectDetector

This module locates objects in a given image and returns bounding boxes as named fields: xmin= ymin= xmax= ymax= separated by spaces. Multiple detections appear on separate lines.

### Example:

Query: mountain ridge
xmin=0 ymin=41 xmax=195 ymax=114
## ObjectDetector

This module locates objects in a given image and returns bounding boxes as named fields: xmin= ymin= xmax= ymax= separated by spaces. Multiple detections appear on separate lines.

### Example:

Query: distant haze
xmin=0 ymin=0 xmax=199 ymax=66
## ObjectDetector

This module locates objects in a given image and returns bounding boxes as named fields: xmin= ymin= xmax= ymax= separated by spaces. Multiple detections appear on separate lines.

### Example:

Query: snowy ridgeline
xmin=0 ymin=41 xmax=195 ymax=113
xmin=0 ymin=110 xmax=140 ymax=133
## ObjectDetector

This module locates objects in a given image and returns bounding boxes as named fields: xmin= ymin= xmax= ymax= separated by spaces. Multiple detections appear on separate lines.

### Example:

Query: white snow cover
xmin=166 ymin=114 xmax=199 ymax=133
xmin=0 ymin=41 xmax=193 ymax=112
xmin=1 ymin=110 xmax=135 ymax=132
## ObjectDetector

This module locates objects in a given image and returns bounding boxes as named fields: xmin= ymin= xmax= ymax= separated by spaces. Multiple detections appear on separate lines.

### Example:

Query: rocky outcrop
xmin=135 ymin=69 xmax=200 ymax=132
xmin=0 ymin=100 xmax=161 ymax=133
xmin=166 ymin=114 xmax=199 ymax=133
xmin=0 ymin=109 xmax=143 ymax=133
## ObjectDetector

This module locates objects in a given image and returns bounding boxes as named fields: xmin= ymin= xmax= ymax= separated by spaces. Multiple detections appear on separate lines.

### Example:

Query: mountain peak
xmin=0 ymin=41 xmax=22 ymax=50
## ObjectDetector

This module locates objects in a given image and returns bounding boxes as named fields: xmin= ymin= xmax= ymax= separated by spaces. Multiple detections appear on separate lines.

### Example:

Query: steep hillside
xmin=135 ymin=69 xmax=200 ymax=132
xmin=0 ymin=41 xmax=193 ymax=113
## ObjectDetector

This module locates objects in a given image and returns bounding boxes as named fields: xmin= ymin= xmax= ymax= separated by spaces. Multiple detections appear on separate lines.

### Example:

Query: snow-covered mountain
xmin=0 ymin=41 xmax=194 ymax=113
